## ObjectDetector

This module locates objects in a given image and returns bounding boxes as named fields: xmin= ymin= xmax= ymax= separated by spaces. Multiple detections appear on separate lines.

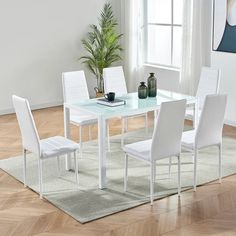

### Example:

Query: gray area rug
xmin=1 ymin=128 xmax=236 ymax=223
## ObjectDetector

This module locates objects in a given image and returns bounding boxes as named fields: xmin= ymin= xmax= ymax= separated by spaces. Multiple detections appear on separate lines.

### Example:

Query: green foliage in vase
xmin=80 ymin=3 xmax=123 ymax=93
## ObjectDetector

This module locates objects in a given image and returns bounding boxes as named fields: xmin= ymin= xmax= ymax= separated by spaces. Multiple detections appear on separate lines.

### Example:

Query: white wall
xmin=144 ymin=66 xmax=180 ymax=92
xmin=211 ymin=52 xmax=236 ymax=126
xmin=0 ymin=0 xmax=121 ymax=114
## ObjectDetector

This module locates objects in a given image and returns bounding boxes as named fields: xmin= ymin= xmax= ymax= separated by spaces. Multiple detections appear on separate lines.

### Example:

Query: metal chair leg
xmin=79 ymin=126 xmax=83 ymax=158
xmin=89 ymin=125 xmax=92 ymax=143
xmin=74 ymin=151 xmax=79 ymax=186
xmin=177 ymin=155 xmax=181 ymax=196
xmin=57 ymin=156 xmax=60 ymax=177
xmin=219 ymin=143 xmax=222 ymax=183
xmin=124 ymin=154 xmax=128 ymax=192
xmin=150 ymin=163 xmax=154 ymax=205
xmin=121 ymin=118 xmax=125 ymax=147
xmin=23 ymin=149 xmax=27 ymax=187
xmin=38 ymin=158 xmax=43 ymax=199
xmin=145 ymin=113 xmax=148 ymax=135
xmin=193 ymin=149 xmax=198 ymax=191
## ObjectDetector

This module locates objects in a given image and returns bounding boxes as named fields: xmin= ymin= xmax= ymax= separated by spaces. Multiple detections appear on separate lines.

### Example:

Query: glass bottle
xmin=138 ymin=82 xmax=148 ymax=99
xmin=148 ymin=72 xmax=157 ymax=97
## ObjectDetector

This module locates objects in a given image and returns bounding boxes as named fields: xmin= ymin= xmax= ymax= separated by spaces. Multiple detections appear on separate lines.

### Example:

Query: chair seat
xmin=40 ymin=136 xmax=79 ymax=158
xmin=123 ymin=139 xmax=151 ymax=161
xmin=70 ymin=109 xmax=97 ymax=126
xmin=181 ymin=130 xmax=196 ymax=150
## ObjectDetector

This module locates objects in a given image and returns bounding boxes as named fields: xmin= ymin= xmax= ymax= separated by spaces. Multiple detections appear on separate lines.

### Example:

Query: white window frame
xmin=144 ymin=0 xmax=183 ymax=69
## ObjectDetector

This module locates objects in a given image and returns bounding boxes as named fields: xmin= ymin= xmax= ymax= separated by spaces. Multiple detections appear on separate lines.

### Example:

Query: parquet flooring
xmin=1 ymin=106 xmax=236 ymax=236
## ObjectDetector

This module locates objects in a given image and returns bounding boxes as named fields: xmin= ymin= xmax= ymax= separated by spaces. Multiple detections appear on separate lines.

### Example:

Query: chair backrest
xmin=12 ymin=95 xmax=40 ymax=155
xmin=103 ymin=66 xmax=128 ymax=96
xmin=62 ymin=70 xmax=89 ymax=103
xmin=151 ymin=99 xmax=186 ymax=161
xmin=196 ymin=94 xmax=227 ymax=149
xmin=196 ymin=67 xmax=221 ymax=109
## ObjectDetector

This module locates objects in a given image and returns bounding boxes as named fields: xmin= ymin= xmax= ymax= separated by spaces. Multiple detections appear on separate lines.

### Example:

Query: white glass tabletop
xmin=66 ymin=89 xmax=196 ymax=119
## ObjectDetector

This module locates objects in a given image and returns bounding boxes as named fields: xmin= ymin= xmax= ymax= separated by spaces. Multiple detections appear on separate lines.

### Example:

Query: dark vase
xmin=138 ymin=82 xmax=148 ymax=99
xmin=148 ymin=72 xmax=157 ymax=97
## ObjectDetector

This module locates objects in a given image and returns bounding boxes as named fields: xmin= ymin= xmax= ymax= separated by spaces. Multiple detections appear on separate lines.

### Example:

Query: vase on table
xmin=147 ymin=72 xmax=157 ymax=97
xmin=138 ymin=82 xmax=148 ymax=99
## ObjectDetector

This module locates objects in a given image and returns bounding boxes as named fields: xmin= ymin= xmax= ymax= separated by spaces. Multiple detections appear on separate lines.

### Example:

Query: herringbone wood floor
xmin=1 ymin=106 xmax=236 ymax=236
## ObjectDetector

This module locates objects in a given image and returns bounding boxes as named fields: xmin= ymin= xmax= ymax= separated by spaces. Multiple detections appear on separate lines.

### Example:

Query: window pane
xmin=173 ymin=0 xmax=183 ymax=24
xmin=173 ymin=26 xmax=182 ymax=67
xmin=148 ymin=0 xmax=171 ymax=24
xmin=147 ymin=25 xmax=171 ymax=65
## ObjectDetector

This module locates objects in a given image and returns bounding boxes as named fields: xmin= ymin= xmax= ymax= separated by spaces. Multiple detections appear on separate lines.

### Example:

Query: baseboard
xmin=224 ymin=119 xmax=236 ymax=127
xmin=0 ymin=101 xmax=63 ymax=115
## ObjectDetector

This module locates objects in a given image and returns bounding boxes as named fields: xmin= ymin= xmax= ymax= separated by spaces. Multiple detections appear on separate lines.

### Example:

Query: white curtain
xmin=180 ymin=0 xmax=212 ymax=95
xmin=121 ymin=0 xmax=144 ymax=92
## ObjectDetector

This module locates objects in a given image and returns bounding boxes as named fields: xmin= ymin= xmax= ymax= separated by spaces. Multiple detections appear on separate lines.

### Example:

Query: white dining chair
xmin=186 ymin=67 xmax=221 ymax=127
xmin=62 ymin=70 xmax=110 ymax=154
xmin=123 ymin=99 xmax=187 ymax=205
xmin=12 ymin=95 xmax=80 ymax=199
xmin=103 ymin=66 xmax=148 ymax=146
xmin=182 ymin=94 xmax=227 ymax=191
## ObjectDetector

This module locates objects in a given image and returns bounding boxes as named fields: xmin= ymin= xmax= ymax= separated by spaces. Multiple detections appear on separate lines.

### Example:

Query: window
xmin=145 ymin=0 xmax=183 ymax=68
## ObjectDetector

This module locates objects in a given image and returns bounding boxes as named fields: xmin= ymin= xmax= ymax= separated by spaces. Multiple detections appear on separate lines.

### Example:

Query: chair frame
xmin=189 ymin=67 xmax=221 ymax=127
xmin=123 ymin=99 xmax=187 ymax=205
xmin=182 ymin=94 xmax=227 ymax=191
xmin=62 ymin=70 xmax=110 ymax=154
xmin=103 ymin=66 xmax=148 ymax=147
xmin=13 ymin=95 xmax=79 ymax=199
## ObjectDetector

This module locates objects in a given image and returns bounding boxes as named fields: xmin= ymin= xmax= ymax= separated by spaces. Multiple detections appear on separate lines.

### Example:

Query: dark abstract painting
xmin=213 ymin=0 xmax=236 ymax=53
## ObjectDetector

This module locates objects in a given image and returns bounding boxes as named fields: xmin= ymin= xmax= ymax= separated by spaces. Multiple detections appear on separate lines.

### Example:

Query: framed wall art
xmin=213 ymin=0 xmax=236 ymax=53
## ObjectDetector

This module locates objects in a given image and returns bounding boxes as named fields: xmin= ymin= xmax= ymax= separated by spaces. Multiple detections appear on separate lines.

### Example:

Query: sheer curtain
xmin=121 ymin=0 xmax=144 ymax=92
xmin=180 ymin=0 xmax=212 ymax=95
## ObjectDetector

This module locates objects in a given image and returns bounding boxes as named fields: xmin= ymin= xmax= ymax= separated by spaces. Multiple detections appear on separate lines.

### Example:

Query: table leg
xmin=64 ymin=106 xmax=72 ymax=170
xmin=98 ymin=115 xmax=106 ymax=189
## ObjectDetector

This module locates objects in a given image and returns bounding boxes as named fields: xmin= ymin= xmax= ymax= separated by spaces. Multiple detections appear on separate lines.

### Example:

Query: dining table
xmin=63 ymin=89 xmax=198 ymax=189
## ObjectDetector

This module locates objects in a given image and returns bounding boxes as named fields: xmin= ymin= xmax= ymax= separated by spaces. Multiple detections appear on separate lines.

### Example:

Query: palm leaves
xmin=80 ymin=3 xmax=123 ymax=93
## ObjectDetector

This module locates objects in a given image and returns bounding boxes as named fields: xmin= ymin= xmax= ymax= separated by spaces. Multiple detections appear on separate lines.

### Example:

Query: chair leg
xmin=168 ymin=157 xmax=172 ymax=178
xmin=57 ymin=156 xmax=60 ymax=177
xmin=23 ymin=149 xmax=27 ymax=187
xmin=193 ymin=105 xmax=196 ymax=128
xmin=107 ymin=122 xmax=111 ymax=152
xmin=219 ymin=143 xmax=222 ymax=183
xmin=38 ymin=158 xmax=43 ymax=199
xmin=74 ymin=151 xmax=79 ymax=186
xmin=145 ymin=113 xmax=148 ymax=136
xmin=177 ymin=155 xmax=181 ymax=196
xmin=125 ymin=117 xmax=128 ymax=132
xmin=124 ymin=154 xmax=128 ymax=192
xmin=89 ymin=125 xmax=92 ymax=143
xmin=79 ymin=126 xmax=83 ymax=158
xmin=150 ymin=163 xmax=154 ymax=205
xmin=153 ymin=163 xmax=156 ymax=182
xmin=193 ymin=149 xmax=198 ymax=191
xmin=121 ymin=118 xmax=125 ymax=147
xmin=154 ymin=110 xmax=157 ymax=122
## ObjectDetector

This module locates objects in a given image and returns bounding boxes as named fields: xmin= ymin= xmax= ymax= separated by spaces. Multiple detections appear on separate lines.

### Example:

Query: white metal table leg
xmin=98 ymin=115 xmax=106 ymax=189
xmin=64 ymin=106 xmax=72 ymax=170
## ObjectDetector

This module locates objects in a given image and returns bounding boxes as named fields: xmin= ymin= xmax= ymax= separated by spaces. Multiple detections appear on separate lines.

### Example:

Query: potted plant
xmin=80 ymin=3 xmax=123 ymax=96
